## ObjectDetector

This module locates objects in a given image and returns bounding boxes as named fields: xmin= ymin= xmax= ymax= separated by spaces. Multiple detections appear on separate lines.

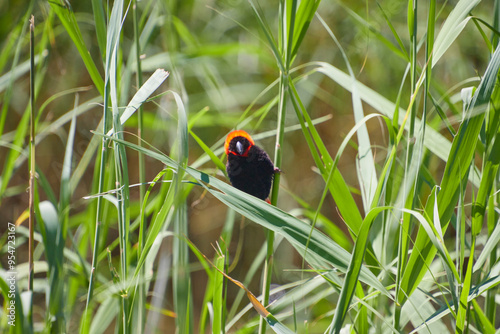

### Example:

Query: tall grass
xmin=0 ymin=0 xmax=499 ymax=333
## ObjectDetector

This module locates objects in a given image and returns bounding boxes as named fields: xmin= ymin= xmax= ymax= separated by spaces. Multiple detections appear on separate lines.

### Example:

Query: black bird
xmin=224 ymin=130 xmax=276 ymax=201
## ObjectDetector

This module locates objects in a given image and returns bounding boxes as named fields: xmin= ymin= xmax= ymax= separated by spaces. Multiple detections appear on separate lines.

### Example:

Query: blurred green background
xmin=0 ymin=0 xmax=498 ymax=333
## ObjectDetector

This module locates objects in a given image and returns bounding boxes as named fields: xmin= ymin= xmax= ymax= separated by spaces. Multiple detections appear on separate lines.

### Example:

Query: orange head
xmin=224 ymin=130 xmax=255 ymax=157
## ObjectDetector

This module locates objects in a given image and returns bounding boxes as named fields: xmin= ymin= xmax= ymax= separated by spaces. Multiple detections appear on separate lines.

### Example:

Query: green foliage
xmin=0 ymin=0 xmax=499 ymax=333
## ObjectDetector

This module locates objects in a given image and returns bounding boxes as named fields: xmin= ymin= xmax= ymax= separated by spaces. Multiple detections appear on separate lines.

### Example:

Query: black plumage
xmin=225 ymin=131 xmax=275 ymax=201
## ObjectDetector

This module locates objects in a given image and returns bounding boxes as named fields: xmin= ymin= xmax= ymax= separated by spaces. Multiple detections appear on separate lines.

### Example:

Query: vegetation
xmin=0 ymin=0 xmax=499 ymax=333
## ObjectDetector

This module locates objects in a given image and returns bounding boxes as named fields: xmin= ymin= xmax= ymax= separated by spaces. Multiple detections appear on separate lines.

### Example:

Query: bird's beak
xmin=236 ymin=141 xmax=244 ymax=155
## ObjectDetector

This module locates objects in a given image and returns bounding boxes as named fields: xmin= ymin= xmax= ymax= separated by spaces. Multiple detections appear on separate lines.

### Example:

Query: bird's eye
xmin=236 ymin=141 xmax=244 ymax=155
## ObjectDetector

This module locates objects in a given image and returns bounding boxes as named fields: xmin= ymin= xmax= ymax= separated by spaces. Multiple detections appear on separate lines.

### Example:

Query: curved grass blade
xmin=106 ymin=69 xmax=169 ymax=136
xmin=291 ymin=0 xmax=321 ymax=60
xmin=0 ymin=54 xmax=45 ymax=94
xmin=316 ymin=14 xmax=378 ymax=211
xmin=308 ymin=61 xmax=453 ymax=165
xmin=189 ymin=130 xmax=226 ymax=172
xmin=432 ymin=0 xmax=481 ymax=67
xmin=170 ymin=90 xmax=192 ymax=334
xmin=473 ymin=216 xmax=500 ymax=272
xmin=399 ymin=40 xmax=500 ymax=306
xmin=91 ymin=0 xmax=107 ymax=60
xmin=93 ymin=133 xmax=390 ymax=298
xmin=330 ymin=206 xmax=391 ymax=333
xmin=410 ymin=273 xmax=500 ymax=333
xmin=0 ymin=264 xmax=27 ymax=332
xmin=49 ymin=0 xmax=104 ymax=95
xmin=288 ymin=80 xmax=363 ymax=236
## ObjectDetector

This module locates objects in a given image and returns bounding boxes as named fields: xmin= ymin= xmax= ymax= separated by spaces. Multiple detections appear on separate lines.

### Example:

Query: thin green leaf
xmin=95 ymin=133 xmax=389 ymax=297
xmin=399 ymin=40 xmax=500 ymax=305
xmin=291 ymin=0 xmax=321 ymax=61
xmin=432 ymin=0 xmax=481 ymax=67
xmin=49 ymin=1 xmax=104 ymax=95
xmin=316 ymin=15 xmax=378 ymax=212
xmin=456 ymin=240 xmax=474 ymax=333
xmin=189 ymin=130 xmax=226 ymax=172
xmin=288 ymin=79 xmax=363 ymax=236
xmin=211 ymin=255 xmax=225 ymax=334
xmin=330 ymin=206 xmax=391 ymax=333
xmin=473 ymin=216 xmax=500 ymax=272
xmin=106 ymin=69 xmax=169 ymax=136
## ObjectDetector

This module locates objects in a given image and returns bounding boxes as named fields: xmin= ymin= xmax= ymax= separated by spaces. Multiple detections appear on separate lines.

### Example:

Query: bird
xmin=224 ymin=130 xmax=276 ymax=202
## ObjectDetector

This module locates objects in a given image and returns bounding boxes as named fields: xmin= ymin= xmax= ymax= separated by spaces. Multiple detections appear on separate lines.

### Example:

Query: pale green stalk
xmin=258 ymin=0 xmax=295 ymax=332
xmin=133 ymin=0 xmax=147 ymax=330
xmin=28 ymin=14 xmax=35 ymax=331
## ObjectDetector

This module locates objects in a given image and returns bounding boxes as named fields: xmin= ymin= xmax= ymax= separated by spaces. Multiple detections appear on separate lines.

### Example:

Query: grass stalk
xmin=394 ymin=1 xmax=418 ymax=329
xmin=258 ymin=71 xmax=287 ymax=333
xmin=132 ymin=0 xmax=147 ymax=330
xmin=0 ymin=2 xmax=33 ymax=141
xmin=485 ymin=193 xmax=497 ymax=323
xmin=212 ymin=254 xmax=225 ymax=334
xmin=84 ymin=146 xmax=107 ymax=318
xmin=84 ymin=0 xmax=115 ymax=323
xmin=28 ymin=14 xmax=35 ymax=331
xmin=258 ymin=0 xmax=295 ymax=332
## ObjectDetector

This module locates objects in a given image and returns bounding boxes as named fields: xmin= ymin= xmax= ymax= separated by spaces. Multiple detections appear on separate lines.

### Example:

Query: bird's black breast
xmin=226 ymin=145 xmax=274 ymax=200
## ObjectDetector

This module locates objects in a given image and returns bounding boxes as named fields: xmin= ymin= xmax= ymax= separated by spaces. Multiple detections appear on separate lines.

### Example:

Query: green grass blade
xmin=0 ymin=55 xmax=45 ymax=94
xmin=284 ymin=0 xmax=297 ymax=67
xmin=211 ymin=254 xmax=225 ymax=334
xmin=330 ymin=206 xmax=391 ymax=333
xmin=189 ymin=130 xmax=226 ymax=172
xmin=134 ymin=170 xmax=176 ymax=277
xmin=173 ymin=201 xmax=192 ymax=334
xmin=471 ymin=300 xmax=495 ymax=334
xmin=248 ymin=0 xmax=284 ymax=72
xmin=432 ymin=0 xmax=481 ymax=67
xmin=106 ymin=69 xmax=169 ymax=136
xmin=399 ymin=43 xmax=500 ymax=305
xmin=410 ymin=272 xmax=500 ymax=332
xmin=105 ymin=2 xmax=130 ymax=331
xmin=59 ymin=95 xmax=78 ymax=237
xmin=455 ymin=240 xmax=474 ymax=333
xmin=27 ymin=16 xmax=36 ymax=330
xmin=95 ymin=133 xmax=389 ymax=296
xmin=473 ymin=216 xmax=500 ymax=272
xmin=291 ymin=0 xmax=321 ymax=59
xmin=265 ymin=313 xmax=295 ymax=334
xmin=376 ymin=2 xmax=409 ymax=60
xmin=0 ymin=255 xmax=27 ymax=333
xmin=318 ymin=14 xmax=378 ymax=212
xmin=49 ymin=1 xmax=104 ymax=95
xmin=0 ymin=5 xmax=33 ymax=139
xmin=288 ymin=79 xmax=363 ymax=236
xmin=407 ymin=200 xmax=460 ymax=281
xmin=471 ymin=101 xmax=500 ymax=236
xmin=91 ymin=0 xmax=107 ymax=60
xmin=89 ymin=298 xmax=119 ymax=334
xmin=172 ymin=90 xmax=192 ymax=333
